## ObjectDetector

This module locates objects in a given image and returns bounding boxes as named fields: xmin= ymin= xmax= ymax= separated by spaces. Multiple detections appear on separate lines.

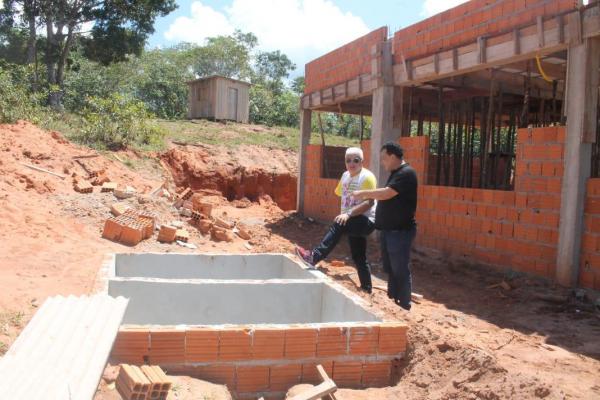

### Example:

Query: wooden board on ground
xmin=288 ymin=364 xmax=338 ymax=400
xmin=0 ymin=294 xmax=129 ymax=400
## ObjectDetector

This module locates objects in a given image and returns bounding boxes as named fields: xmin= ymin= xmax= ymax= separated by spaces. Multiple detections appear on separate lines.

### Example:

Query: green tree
xmin=1 ymin=0 xmax=178 ymax=106
xmin=291 ymin=76 xmax=305 ymax=95
xmin=253 ymin=50 xmax=295 ymax=94
xmin=192 ymin=30 xmax=257 ymax=79
xmin=130 ymin=45 xmax=196 ymax=119
xmin=0 ymin=62 xmax=42 ymax=123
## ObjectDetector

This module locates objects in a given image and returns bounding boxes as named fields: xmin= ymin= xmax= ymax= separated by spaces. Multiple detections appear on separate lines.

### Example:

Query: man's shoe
xmin=394 ymin=299 xmax=411 ymax=311
xmin=295 ymin=246 xmax=316 ymax=268
xmin=360 ymin=286 xmax=372 ymax=294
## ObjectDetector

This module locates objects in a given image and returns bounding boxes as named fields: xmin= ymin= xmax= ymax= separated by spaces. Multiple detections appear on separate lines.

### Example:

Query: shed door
xmin=227 ymin=87 xmax=238 ymax=121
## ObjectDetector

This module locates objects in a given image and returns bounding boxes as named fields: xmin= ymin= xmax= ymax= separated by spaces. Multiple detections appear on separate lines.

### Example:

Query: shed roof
xmin=187 ymin=75 xmax=252 ymax=86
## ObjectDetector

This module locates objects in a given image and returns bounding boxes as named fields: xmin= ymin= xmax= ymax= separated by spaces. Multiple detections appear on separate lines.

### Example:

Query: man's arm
xmin=347 ymin=199 xmax=375 ymax=216
xmin=334 ymin=199 xmax=374 ymax=225
xmin=353 ymin=187 xmax=398 ymax=201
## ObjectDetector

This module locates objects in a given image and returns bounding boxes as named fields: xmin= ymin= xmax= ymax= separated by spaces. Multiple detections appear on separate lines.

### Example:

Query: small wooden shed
xmin=187 ymin=75 xmax=251 ymax=123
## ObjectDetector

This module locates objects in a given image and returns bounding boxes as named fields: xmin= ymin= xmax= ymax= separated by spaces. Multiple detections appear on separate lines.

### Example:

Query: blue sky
xmin=147 ymin=0 xmax=467 ymax=76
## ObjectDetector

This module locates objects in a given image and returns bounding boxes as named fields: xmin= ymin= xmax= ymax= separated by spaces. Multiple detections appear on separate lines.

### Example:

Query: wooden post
xmin=556 ymin=37 xmax=600 ymax=287
xmin=371 ymin=40 xmax=395 ymax=185
xmin=297 ymin=108 xmax=312 ymax=213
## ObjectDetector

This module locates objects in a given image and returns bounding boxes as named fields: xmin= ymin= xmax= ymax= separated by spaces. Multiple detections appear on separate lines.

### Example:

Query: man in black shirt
xmin=352 ymin=142 xmax=417 ymax=310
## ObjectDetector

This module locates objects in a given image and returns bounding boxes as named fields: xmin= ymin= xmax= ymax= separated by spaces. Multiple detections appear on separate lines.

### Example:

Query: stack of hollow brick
xmin=74 ymin=179 xmax=93 ymax=193
xmin=117 ymin=364 xmax=172 ymax=400
xmin=102 ymin=209 xmax=156 ymax=246
xmin=111 ymin=323 xmax=407 ymax=399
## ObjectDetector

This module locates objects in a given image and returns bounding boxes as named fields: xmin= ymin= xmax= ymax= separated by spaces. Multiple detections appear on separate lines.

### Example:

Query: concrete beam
xmin=297 ymin=109 xmax=312 ymax=213
xmin=556 ymin=37 xmax=600 ymax=287
xmin=393 ymin=8 xmax=600 ymax=87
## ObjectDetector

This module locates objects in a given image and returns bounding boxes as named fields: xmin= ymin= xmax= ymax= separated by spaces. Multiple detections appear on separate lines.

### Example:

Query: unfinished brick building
xmin=298 ymin=0 xmax=600 ymax=290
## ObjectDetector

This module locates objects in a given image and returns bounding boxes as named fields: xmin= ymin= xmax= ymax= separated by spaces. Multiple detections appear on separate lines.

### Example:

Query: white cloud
xmin=421 ymin=0 xmax=469 ymax=17
xmin=165 ymin=2 xmax=234 ymax=42
xmin=164 ymin=0 xmax=369 ymax=72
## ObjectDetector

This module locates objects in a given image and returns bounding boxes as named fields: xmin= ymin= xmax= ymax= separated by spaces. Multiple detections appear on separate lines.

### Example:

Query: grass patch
xmin=0 ymin=341 xmax=7 ymax=356
xmin=154 ymin=119 xmax=359 ymax=152
xmin=0 ymin=311 xmax=24 ymax=335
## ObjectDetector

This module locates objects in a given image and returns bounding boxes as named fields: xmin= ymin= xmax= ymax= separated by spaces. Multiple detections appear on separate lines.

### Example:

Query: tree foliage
xmin=1 ymin=0 xmax=177 ymax=106
xmin=191 ymin=30 xmax=257 ymax=80
xmin=77 ymin=93 xmax=164 ymax=150
xmin=0 ymin=13 xmax=367 ymax=143
xmin=0 ymin=63 xmax=43 ymax=123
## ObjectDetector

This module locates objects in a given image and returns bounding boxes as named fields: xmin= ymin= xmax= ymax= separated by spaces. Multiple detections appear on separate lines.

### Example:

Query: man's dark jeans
xmin=381 ymin=227 xmax=417 ymax=310
xmin=312 ymin=215 xmax=375 ymax=290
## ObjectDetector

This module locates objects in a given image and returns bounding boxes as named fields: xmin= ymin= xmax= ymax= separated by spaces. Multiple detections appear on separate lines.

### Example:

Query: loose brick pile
xmin=101 ymin=182 xmax=118 ymax=193
xmin=111 ymin=323 xmax=407 ymax=399
xmin=157 ymin=225 xmax=177 ymax=243
xmin=74 ymin=179 xmax=93 ymax=193
xmin=102 ymin=209 xmax=156 ymax=246
xmin=116 ymin=364 xmax=171 ymax=400
xmin=179 ymin=191 xmax=250 ymax=243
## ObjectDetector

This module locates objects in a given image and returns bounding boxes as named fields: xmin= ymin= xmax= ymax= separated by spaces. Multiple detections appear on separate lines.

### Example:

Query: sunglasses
xmin=345 ymin=157 xmax=362 ymax=164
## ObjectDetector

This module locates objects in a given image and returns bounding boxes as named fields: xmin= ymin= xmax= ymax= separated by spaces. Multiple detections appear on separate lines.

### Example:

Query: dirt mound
xmin=161 ymin=143 xmax=297 ymax=210
xmin=0 ymin=121 xmax=159 ymax=320
xmin=0 ymin=120 xmax=157 ymax=195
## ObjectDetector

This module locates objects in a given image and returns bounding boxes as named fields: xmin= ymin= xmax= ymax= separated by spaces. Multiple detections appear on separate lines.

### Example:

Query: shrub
xmin=76 ymin=93 xmax=164 ymax=150
xmin=0 ymin=64 xmax=44 ymax=123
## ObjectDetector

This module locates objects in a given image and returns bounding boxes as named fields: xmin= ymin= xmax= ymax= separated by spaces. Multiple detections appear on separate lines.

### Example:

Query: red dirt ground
xmin=1 ymin=121 xmax=599 ymax=400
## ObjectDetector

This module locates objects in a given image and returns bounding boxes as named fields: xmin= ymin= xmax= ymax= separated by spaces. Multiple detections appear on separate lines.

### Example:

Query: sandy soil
xmin=1 ymin=121 xmax=599 ymax=400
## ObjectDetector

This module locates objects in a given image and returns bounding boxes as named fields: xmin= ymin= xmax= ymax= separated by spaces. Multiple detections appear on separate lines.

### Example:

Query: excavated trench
xmin=161 ymin=146 xmax=297 ymax=210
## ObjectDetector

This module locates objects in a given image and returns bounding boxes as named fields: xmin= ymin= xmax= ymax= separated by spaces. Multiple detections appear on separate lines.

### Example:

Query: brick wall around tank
xmin=111 ymin=322 xmax=407 ymax=399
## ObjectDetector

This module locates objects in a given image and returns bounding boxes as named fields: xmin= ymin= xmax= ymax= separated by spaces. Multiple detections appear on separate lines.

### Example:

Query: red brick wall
xmin=304 ymin=142 xmax=374 ymax=222
xmin=112 ymin=323 xmax=407 ymax=399
xmin=393 ymin=0 xmax=578 ymax=62
xmin=304 ymin=27 xmax=388 ymax=94
xmin=581 ymin=180 xmax=600 ymax=290
xmin=411 ymin=126 xmax=565 ymax=280
xmin=304 ymin=145 xmax=340 ymax=221
xmin=401 ymin=136 xmax=429 ymax=184
xmin=303 ymin=127 xmax=600 ymax=288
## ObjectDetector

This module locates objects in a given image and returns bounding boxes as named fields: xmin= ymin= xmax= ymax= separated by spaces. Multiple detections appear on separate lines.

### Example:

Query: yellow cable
xmin=535 ymin=54 xmax=553 ymax=83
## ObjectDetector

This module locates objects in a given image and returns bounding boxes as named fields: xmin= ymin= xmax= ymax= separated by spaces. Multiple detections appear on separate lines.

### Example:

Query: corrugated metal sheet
xmin=0 ymin=294 xmax=129 ymax=400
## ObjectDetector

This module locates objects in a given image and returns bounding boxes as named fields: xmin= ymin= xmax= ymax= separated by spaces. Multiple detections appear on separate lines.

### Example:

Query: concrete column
xmin=556 ymin=37 xmax=600 ymax=286
xmin=371 ymin=86 xmax=395 ymax=185
xmin=297 ymin=108 xmax=312 ymax=213
xmin=370 ymin=40 xmax=396 ymax=185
